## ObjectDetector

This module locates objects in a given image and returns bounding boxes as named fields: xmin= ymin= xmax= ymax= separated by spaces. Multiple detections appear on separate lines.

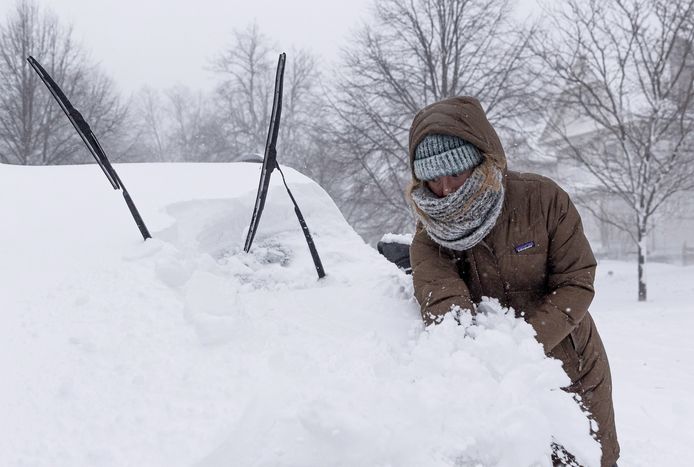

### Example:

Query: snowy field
xmin=1 ymin=162 xmax=692 ymax=466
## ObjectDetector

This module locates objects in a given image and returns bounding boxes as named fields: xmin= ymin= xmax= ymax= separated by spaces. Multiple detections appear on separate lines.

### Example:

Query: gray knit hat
xmin=413 ymin=134 xmax=483 ymax=181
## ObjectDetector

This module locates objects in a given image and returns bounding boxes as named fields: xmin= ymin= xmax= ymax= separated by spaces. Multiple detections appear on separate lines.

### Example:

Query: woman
xmin=406 ymin=96 xmax=619 ymax=467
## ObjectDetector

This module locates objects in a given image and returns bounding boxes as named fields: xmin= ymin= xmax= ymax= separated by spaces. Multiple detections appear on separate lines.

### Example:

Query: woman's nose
xmin=442 ymin=177 xmax=454 ymax=195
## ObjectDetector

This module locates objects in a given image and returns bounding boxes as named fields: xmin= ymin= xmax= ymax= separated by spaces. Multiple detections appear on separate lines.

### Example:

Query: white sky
xmin=1 ymin=0 xmax=538 ymax=95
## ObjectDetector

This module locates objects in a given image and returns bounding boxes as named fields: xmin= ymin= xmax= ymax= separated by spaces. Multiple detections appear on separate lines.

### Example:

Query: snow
xmin=591 ymin=261 xmax=694 ymax=466
xmin=1 ymin=162 xmax=691 ymax=466
xmin=380 ymin=232 xmax=414 ymax=245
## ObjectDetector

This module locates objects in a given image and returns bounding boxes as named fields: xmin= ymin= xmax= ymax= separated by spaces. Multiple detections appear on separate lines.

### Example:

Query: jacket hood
xmin=408 ymin=96 xmax=507 ymax=181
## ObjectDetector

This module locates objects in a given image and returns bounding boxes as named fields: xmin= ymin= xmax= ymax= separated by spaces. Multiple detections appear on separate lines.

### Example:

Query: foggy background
xmin=6 ymin=0 xmax=377 ymax=92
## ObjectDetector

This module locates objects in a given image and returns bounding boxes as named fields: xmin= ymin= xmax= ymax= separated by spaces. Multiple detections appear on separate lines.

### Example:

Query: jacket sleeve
xmin=410 ymin=222 xmax=475 ymax=325
xmin=527 ymin=184 xmax=597 ymax=353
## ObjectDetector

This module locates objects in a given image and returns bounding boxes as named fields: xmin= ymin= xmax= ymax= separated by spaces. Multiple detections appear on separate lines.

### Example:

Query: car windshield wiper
xmin=243 ymin=53 xmax=325 ymax=279
xmin=27 ymin=55 xmax=151 ymax=241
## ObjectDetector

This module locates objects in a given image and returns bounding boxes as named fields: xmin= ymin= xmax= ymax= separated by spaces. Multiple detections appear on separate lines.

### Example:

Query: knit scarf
xmin=410 ymin=162 xmax=505 ymax=251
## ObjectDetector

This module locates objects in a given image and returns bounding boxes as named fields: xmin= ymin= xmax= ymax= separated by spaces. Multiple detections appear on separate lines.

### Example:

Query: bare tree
xmin=0 ymin=0 xmax=126 ymax=165
xmin=166 ymin=86 xmax=229 ymax=162
xmin=211 ymin=23 xmax=328 ymax=172
xmin=212 ymin=23 xmax=273 ymax=157
xmin=131 ymin=87 xmax=168 ymax=162
xmin=328 ymin=0 xmax=541 ymax=242
xmin=534 ymin=0 xmax=694 ymax=301
xmin=128 ymin=85 xmax=230 ymax=162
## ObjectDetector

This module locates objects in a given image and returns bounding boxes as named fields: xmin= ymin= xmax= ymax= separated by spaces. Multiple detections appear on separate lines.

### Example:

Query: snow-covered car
xmin=1 ymin=162 xmax=600 ymax=466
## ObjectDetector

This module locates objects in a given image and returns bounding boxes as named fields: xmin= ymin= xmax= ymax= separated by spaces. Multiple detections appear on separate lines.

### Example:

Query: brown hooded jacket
xmin=407 ymin=96 xmax=619 ymax=467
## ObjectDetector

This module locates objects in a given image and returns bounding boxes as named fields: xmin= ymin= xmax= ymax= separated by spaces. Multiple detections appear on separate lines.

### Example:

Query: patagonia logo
xmin=514 ymin=241 xmax=536 ymax=253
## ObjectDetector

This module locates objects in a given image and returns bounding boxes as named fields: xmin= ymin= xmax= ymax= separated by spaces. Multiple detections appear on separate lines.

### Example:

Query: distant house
xmin=534 ymin=46 xmax=694 ymax=264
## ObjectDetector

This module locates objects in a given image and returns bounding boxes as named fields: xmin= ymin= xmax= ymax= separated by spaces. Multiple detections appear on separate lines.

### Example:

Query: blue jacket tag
xmin=514 ymin=241 xmax=535 ymax=253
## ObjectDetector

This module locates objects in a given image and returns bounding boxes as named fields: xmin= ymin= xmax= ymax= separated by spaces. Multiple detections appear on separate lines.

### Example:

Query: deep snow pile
xmin=0 ymin=162 xmax=599 ymax=467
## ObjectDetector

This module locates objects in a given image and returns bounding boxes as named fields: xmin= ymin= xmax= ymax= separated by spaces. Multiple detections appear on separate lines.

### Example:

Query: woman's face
xmin=426 ymin=169 xmax=473 ymax=197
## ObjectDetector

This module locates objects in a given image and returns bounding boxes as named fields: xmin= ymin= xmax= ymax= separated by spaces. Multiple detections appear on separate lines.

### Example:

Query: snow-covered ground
xmin=590 ymin=260 xmax=694 ymax=466
xmin=1 ymin=162 xmax=691 ymax=466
